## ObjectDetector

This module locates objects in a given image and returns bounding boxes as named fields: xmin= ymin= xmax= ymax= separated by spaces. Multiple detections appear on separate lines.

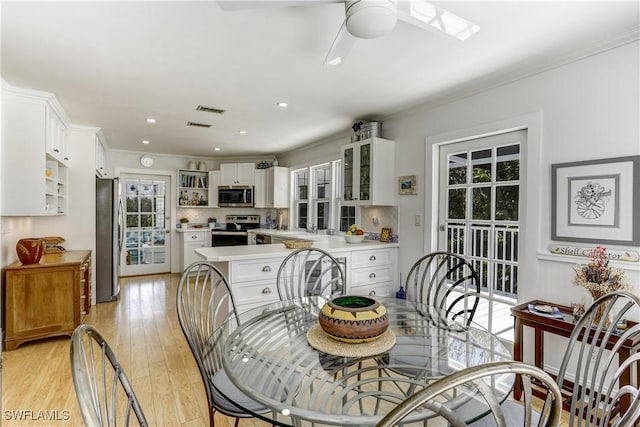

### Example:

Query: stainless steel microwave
xmin=218 ymin=186 xmax=254 ymax=207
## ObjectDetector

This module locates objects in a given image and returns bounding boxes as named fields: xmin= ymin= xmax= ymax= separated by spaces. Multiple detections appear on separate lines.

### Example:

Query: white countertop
xmin=175 ymin=226 xmax=211 ymax=233
xmin=195 ymin=234 xmax=398 ymax=262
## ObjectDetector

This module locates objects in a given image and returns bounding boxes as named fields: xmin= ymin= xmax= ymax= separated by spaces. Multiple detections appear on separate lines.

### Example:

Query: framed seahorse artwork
xmin=551 ymin=155 xmax=639 ymax=245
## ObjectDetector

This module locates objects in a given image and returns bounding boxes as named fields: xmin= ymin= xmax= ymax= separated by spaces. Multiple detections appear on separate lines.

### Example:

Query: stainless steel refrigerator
xmin=95 ymin=177 xmax=122 ymax=302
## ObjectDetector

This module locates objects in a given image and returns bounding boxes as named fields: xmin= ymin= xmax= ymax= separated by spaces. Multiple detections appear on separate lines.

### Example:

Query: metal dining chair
xmin=376 ymin=361 xmax=563 ymax=427
xmin=70 ymin=324 xmax=148 ymax=427
xmin=176 ymin=261 xmax=273 ymax=427
xmin=276 ymin=247 xmax=345 ymax=300
xmin=405 ymin=251 xmax=481 ymax=326
xmin=555 ymin=290 xmax=640 ymax=427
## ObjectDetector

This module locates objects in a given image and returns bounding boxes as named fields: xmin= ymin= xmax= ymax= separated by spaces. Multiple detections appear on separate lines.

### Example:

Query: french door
xmin=438 ymin=130 xmax=525 ymax=341
xmin=119 ymin=173 xmax=171 ymax=276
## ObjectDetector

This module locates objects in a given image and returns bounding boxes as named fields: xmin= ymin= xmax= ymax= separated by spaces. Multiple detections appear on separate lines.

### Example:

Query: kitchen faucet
xmin=307 ymin=225 xmax=317 ymax=234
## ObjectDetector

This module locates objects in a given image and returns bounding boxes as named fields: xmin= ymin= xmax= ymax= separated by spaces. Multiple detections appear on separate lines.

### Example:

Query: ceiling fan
xmin=217 ymin=0 xmax=480 ymax=66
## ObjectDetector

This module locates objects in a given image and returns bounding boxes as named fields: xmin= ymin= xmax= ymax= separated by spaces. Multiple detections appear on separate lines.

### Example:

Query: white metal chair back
xmin=556 ymin=290 xmax=640 ymax=427
xmin=70 ymin=324 xmax=148 ymax=427
xmin=376 ymin=361 xmax=562 ymax=427
xmin=277 ymin=248 xmax=345 ymax=300
xmin=405 ymin=251 xmax=480 ymax=326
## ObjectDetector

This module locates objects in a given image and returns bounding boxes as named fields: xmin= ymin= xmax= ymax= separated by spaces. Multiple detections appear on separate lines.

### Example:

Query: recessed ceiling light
xmin=142 ymin=140 xmax=150 ymax=144
xmin=239 ymin=130 xmax=247 ymax=134
xmin=214 ymin=147 xmax=221 ymax=151
xmin=276 ymin=102 xmax=288 ymax=108
xmin=146 ymin=117 xmax=156 ymax=124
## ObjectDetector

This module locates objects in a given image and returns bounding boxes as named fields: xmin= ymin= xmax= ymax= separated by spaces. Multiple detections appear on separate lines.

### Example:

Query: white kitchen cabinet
xmin=208 ymin=170 xmax=221 ymax=207
xmin=95 ymin=133 xmax=106 ymax=177
xmin=342 ymin=137 xmax=395 ymax=206
xmin=227 ymin=256 xmax=285 ymax=312
xmin=348 ymin=247 xmax=398 ymax=297
xmin=180 ymin=230 xmax=208 ymax=270
xmin=220 ymin=163 xmax=254 ymax=186
xmin=254 ymin=166 xmax=289 ymax=209
xmin=45 ymin=104 xmax=69 ymax=165
xmin=1 ymin=90 xmax=69 ymax=216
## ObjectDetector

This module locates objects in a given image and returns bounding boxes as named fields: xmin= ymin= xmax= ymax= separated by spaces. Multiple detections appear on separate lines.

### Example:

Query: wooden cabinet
xmin=348 ymin=247 xmax=398 ymax=297
xmin=342 ymin=137 xmax=395 ymax=206
xmin=180 ymin=230 xmax=208 ymax=270
xmin=220 ymin=163 xmax=255 ymax=186
xmin=225 ymin=256 xmax=285 ymax=312
xmin=178 ymin=169 xmax=209 ymax=207
xmin=3 ymin=250 xmax=92 ymax=350
xmin=1 ymin=90 xmax=70 ymax=216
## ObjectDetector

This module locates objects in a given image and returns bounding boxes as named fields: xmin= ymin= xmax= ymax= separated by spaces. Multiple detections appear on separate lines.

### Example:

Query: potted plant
xmin=208 ymin=217 xmax=217 ymax=229
xmin=179 ymin=217 xmax=189 ymax=229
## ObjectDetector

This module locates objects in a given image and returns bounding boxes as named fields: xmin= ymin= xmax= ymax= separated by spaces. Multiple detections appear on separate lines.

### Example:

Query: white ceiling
xmin=2 ymin=1 xmax=638 ymax=157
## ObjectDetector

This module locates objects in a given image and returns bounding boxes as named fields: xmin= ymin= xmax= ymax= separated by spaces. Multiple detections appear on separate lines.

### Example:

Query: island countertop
xmin=195 ymin=235 xmax=398 ymax=262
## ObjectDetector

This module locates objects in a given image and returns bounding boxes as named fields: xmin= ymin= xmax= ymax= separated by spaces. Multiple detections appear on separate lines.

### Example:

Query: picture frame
xmin=399 ymin=175 xmax=417 ymax=195
xmin=551 ymin=155 xmax=639 ymax=246
xmin=380 ymin=227 xmax=392 ymax=243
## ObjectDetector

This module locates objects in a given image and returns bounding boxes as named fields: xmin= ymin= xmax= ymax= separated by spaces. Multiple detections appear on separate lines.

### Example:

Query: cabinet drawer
xmin=351 ymin=249 xmax=393 ymax=268
xmin=232 ymin=279 xmax=279 ymax=307
xmin=231 ymin=257 xmax=284 ymax=282
xmin=184 ymin=232 xmax=205 ymax=242
xmin=350 ymin=282 xmax=391 ymax=298
xmin=351 ymin=265 xmax=392 ymax=286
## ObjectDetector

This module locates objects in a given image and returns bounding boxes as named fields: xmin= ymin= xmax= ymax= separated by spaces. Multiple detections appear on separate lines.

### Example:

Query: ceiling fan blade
xmin=397 ymin=0 xmax=480 ymax=41
xmin=217 ymin=0 xmax=339 ymax=12
xmin=324 ymin=20 xmax=357 ymax=66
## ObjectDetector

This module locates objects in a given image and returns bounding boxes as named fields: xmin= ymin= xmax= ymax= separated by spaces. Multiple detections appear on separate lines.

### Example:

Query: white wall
xmin=284 ymin=41 xmax=640 ymax=302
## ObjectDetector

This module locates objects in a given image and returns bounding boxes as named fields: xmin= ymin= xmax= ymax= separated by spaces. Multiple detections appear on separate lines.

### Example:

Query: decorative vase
xmin=591 ymin=292 xmax=611 ymax=327
xmin=16 ymin=238 xmax=44 ymax=265
xmin=318 ymin=295 xmax=389 ymax=343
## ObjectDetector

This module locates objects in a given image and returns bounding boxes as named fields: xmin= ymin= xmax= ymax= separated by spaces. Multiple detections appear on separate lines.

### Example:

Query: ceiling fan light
xmin=345 ymin=0 xmax=398 ymax=39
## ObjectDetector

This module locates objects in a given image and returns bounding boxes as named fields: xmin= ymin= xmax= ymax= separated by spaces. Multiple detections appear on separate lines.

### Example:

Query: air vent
xmin=186 ymin=121 xmax=212 ymax=128
xmin=196 ymin=105 xmax=226 ymax=114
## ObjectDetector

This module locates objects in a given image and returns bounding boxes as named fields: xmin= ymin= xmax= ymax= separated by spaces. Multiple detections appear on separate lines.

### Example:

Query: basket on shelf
xmin=284 ymin=239 xmax=313 ymax=249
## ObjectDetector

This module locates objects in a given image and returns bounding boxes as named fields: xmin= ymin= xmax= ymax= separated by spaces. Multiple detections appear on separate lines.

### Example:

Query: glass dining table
xmin=214 ymin=296 xmax=513 ymax=426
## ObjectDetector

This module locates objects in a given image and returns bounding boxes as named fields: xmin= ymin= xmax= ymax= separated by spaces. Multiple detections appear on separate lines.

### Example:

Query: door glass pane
xmin=496 ymin=145 xmax=520 ymax=182
xmin=126 ymin=214 xmax=139 ymax=228
xmin=495 ymin=185 xmax=519 ymax=221
xmin=472 ymin=149 xmax=492 ymax=183
xmin=140 ymin=197 xmax=153 ymax=212
xmin=448 ymin=153 xmax=467 ymax=185
xmin=472 ymin=187 xmax=491 ymax=219
xmin=343 ymin=148 xmax=354 ymax=201
xmin=359 ymin=143 xmax=371 ymax=201
xmin=448 ymin=189 xmax=466 ymax=219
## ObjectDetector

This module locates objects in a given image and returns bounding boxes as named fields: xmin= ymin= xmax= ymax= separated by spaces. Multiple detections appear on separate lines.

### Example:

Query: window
xmin=293 ymin=160 xmax=346 ymax=231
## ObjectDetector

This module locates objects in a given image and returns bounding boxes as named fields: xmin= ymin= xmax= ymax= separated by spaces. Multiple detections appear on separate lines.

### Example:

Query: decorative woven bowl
xmin=318 ymin=295 xmax=389 ymax=343
xmin=344 ymin=235 xmax=365 ymax=244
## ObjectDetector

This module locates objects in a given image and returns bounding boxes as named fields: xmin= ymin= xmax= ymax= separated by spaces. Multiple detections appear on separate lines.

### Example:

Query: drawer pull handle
xmin=369 ymin=255 xmax=376 ymax=261
xmin=369 ymin=273 xmax=376 ymax=279
xmin=369 ymin=290 xmax=376 ymax=296
xmin=192 ymin=235 xmax=198 ymax=239
xmin=262 ymin=288 xmax=272 ymax=294
xmin=262 ymin=266 xmax=271 ymax=272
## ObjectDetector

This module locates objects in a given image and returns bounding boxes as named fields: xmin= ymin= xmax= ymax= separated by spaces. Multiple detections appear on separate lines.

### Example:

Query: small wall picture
xmin=399 ymin=175 xmax=417 ymax=195
xmin=380 ymin=228 xmax=392 ymax=243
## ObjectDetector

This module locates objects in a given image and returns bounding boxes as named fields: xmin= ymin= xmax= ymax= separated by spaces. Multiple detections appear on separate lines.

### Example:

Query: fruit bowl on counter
xmin=344 ymin=235 xmax=365 ymax=244
xmin=344 ymin=224 xmax=365 ymax=243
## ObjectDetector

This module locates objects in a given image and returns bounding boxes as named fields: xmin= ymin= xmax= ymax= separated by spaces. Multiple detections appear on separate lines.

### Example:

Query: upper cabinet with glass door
xmin=341 ymin=137 xmax=395 ymax=206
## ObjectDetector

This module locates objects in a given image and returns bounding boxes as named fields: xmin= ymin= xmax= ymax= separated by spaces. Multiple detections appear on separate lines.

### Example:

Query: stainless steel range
xmin=210 ymin=214 xmax=260 ymax=247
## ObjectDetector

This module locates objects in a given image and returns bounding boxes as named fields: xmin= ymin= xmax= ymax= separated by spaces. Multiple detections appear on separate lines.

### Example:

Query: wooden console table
xmin=511 ymin=300 xmax=640 ymax=416
xmin=3 ymin=250 xmax=92 ymax=350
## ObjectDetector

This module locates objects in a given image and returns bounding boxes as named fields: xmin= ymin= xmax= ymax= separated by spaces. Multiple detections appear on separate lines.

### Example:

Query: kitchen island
xmin=195 ymin=235 xmax=399 ymax=312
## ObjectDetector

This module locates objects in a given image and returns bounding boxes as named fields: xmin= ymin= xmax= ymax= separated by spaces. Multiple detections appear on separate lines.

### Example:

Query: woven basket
xmin=284 ymin=239 xmax=313 ymax=249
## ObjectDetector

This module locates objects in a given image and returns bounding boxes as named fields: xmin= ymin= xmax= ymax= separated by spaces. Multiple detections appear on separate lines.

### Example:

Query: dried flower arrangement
xmin=573 ymin=246 xmax=631 ymax=299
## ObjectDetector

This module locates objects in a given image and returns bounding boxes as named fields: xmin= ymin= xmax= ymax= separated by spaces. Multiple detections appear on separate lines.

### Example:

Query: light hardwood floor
xmin=2 ymin=273 xmax=568 ymax=427
xmin=2 ymin=273 xmax=268 ymax=427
